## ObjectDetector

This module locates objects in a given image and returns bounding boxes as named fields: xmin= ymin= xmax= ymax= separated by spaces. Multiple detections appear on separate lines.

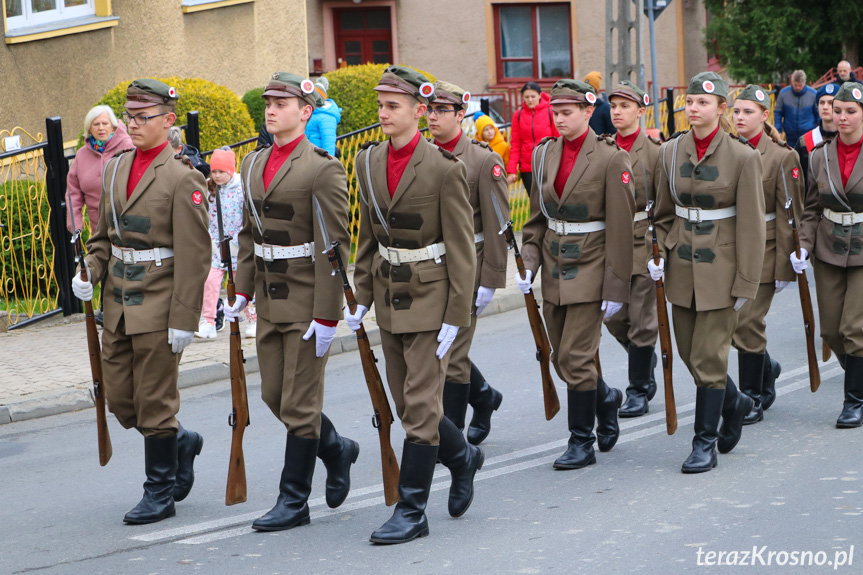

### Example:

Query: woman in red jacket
xmin=506 ymin=82 xmax=560 ymax=191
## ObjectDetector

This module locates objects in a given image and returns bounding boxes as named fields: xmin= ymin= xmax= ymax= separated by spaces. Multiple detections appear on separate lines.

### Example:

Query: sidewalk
xmin=0 ymin=240 xmax=532 ymax=424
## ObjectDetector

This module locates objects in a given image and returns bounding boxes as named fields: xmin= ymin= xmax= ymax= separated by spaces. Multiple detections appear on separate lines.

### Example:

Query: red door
xmin=334 ymin=8 xmax=392 ymax=67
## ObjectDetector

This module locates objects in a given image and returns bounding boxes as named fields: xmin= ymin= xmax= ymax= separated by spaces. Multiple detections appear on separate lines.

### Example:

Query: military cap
xmin=687 ymin=71 xmax=729 ymax=99
xmin=549 ymin=79 xmax=597 ymax=106
xmin=834 ymin=82 xmax=863 ymax=105
xmin=609 ymin=81 xmax=650 ymax=107
xmin=433 ymin=81 xmax=471 ymax=110
xmin=374 ymin=65 xmax=435 ymax=105
xmin=125 ymin=79 xmax=179 ymax=110
xmin=262 ymin=72 xmax=318 ymax=108
xmin=735 ymin=84 xmax=770 ymax=108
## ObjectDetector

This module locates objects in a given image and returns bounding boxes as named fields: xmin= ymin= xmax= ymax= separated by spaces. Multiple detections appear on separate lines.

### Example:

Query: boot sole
xmin=836 ymin=420 xmax=863 ymax=429
xmin=370 ymin=527 xmax=429 ymax=544
xmin=449 ymin=448 xmax=485 ymax=518
xmin=618 ymin=405 xmax=648 ymax=418
xmin=552 ymin=456 xmax=596 ymax=470
xmin=124 ymin=507 xmax=176 ymax=525
xmin=681 ymin=462 xmax=717 ymax=474
xmin=252 ymin=515 xmax=311 ymax=532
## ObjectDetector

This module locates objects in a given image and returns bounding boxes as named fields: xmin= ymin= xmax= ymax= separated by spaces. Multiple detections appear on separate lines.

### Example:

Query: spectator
xmin=506 ymin=81 xmax=559 ymax=190
xmin=795 ymin=83 xmax=839 ymax=187
xmin=774 ymin=70 xmax=818 ymax=146
xmin=167 ymin=126 xmax=210 ymax=177
xmin=837 ymin=60 xmax=858 ymax=84
xmin=306 ymin=77 xmax=341 ymax=156
xmin=584 ymin=71 xmax=616 ymax=136
xmin=66 ymin=105 xmax=133 ymax=233
xmin=474 ymin=113 xmax=510 ymax=166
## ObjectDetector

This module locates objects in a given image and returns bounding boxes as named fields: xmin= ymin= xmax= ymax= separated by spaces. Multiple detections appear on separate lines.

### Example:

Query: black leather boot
xmin=443 ymin=381 xmax=471 ymax=431
xmin=838 ymin=353 xmax=847 ymax=371
xmin=438 ymin=416 xmax=484 ymax=517
xmin=760 ymin=351 xmax=781 ymax=410
xmin=466 ymin=362 xmax=503 ymax=446
xmin=596 ymin=376 xmax=623 ymax=452
xmin=738 ymin=353 xmax=765 ymax=425
xmin=553 ymin=389 xmax=597 ymax=469
xmin=124 ymin=435 xmax=178 ymax=524
xmin=718 ymin=376 xmax=754 ymax=454
xmin=370 ymin=440 xmax=438 ymax=544
xmin=317 ymin=413 xmax=360 ymax=509
xmin=681 ymin=387 xmax=724 ymax=473
xmin=646 ymin=351 xmax=658 ymax=400
xmin=619 ymin=346 xmax=655 ymax=417
xmin=837 ymin=355 xmax=863 ymax=428
xmin=252 ymin=434 xmax=319 ymax=531
xmin=173 ymin=422 xmax=203 ymax=502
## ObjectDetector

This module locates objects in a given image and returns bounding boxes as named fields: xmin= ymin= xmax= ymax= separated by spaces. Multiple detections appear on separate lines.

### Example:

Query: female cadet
xmin=649 ymin=72 xmax=765 ymax=473
xmin=794 ymin=82 xmax=863 ymax=429
xmin=517 ymin=80 xmax=635 ymax=470
xmin=730 ymin=85 xmax=803 ymax=424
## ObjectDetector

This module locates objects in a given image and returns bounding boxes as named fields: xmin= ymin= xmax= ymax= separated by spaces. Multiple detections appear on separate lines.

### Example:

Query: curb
xmin=0 ymin=291 xmax=528 ymax=425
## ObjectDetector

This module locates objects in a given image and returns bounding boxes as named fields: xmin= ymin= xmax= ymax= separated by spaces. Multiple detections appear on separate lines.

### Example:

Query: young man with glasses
xmin=426 ymin=81 xmax=509 ymax=446
xmin=71 ymin=79 xmax=211 ymax=524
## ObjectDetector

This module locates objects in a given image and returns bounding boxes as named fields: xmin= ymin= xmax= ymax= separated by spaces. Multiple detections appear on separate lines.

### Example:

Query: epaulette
xmin=438 ymin=147 xmax=458 ymax=161
xmin=360 ymin=141 xmax=379 ymax=150
xmin=668 ymin=130 xmax=688 ymax=140
xmin=253 ymin=143 xmax=272 ymax=152
xmin=538 ymin=136 xmax=557 ymax=145
xmin=114 ymin=148 xmax=134 ymax=157
xmin=647 ymin=134 xmax=662 ymax=145
xmin=734 ymin=134 xmax=756 ymax=149
xmin=471 ymin=140 xmax=491 ymax=150
xmin=598 ymin=134 xmax=620 ymax=149
xmin=175 ymin=155 xmax=197 ymax=169
xmin=313 ymin=146 xmax=332 ymax=159
xmin=812 ymin=139 xmax=829 ymax=151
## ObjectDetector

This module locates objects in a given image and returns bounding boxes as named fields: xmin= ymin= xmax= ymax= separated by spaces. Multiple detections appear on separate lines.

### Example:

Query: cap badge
xmin=462 ymin=91 xmax=471 ymax=104
xmin=419 ymin=82 xmax=435 ymax=99
xmin=755 ymin=89 xmax=765 ymax=102
xmin=703 ymin=80 xmax=715 ymax=94
xmin=272 ymin=73 xmax=280 ymax=80
xmin=301 ymin=79 xmax=315 ymax=94
xmin=168 ymin=87 xmax=177 ymax=98
xmin=643 ymin=94 xmax=650 ymax=106
xmin=827 ymin=84 xmax=835 ymax=94
xmin=853 ymin=88 xmax=862 ymax=101
xmin=586 ymin=92 xmax=597 ymax=105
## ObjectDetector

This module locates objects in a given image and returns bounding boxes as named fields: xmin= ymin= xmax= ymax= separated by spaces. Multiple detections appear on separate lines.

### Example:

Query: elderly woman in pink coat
xmin=66 ymin=105 xmax=133 ymax=232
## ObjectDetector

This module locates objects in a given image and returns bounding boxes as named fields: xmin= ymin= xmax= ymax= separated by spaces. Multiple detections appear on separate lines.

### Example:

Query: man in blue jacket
xmin=774 ymin=70 xmax=817 ymax=145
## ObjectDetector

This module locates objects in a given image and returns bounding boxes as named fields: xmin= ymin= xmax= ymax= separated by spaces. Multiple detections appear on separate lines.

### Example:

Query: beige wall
xmin=0 ymin=0 xmax=308 ymax=143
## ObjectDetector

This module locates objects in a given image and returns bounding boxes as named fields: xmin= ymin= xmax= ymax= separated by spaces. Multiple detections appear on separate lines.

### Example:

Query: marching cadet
xmin=649 ymin=72 xmax=764 ymax=473
xmin=794 ymin=81 xmax=863 ymax=428
xmin=604 ymin=81 xmax=661 ymax=418
xmin=427 ymin=80 xmax=509 ymax=445
xmin=517 ymin=80 xmax=635 ymax=470
xmin=71 ymin=79 xmax=211 ymax=524
xmin=224 ymin=72 xmax=359 ymax=531
xmin=346 ymin=66 xmax=481 ymax=544
xmin=730 ymin=85 xmax=802 ymax=423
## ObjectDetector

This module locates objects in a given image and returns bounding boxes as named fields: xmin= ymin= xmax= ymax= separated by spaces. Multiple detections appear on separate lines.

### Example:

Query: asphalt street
xmin=1 ymin=286 xmax=861 ymax=574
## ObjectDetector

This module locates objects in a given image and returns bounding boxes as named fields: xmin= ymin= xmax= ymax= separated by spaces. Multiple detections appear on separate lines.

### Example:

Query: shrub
xmin=0 ymin=179 xmax=54 ymax=299
xmin=242 ymin=87 xmax=267 ymax=132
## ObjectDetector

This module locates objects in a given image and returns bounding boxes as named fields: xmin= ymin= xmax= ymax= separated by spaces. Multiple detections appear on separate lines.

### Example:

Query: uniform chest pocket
xmin=408 ymin=194 xmax=436 ymax=206
xmin=418 ymin=264 xmax=449 ymax=283
xmin=146 ymin=198 xmax=169 ymax=208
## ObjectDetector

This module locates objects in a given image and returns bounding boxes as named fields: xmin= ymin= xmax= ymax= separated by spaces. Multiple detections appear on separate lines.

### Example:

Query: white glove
xmin=774 ymin=280 xmax=790 ymax=294
xmin=647 ymin=257 xmax=665 ymax=281
xmin=601 ymin=300 xmax=623 ymax=320
xmin=436 ymin=323 xmax=459 ymax=359
xmin=790 ymin=248 xmax=808 ymax=274
xmin=303 ymin=320 xmax=337 ymax=357
xmin=168 ymin=328 xmax=194 ymax=354
xmin=224 ymin=294 xmax=248 ymax=322
xmin=475 ymin=286 xmax=496 ymax=316
xmin=734 ymin=297 xmax=747 ymax=312
xmin=72 ymin=274 xmax=93 ymax=302
xmin=515 ymin=269 xmax=533 ymax=294
xmin=345 ymin=304 xmax=368 ymax=332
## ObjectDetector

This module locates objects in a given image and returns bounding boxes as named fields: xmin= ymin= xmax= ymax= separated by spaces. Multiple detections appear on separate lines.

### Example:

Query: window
xmin=333 ymin=8 xmax=392 ymax=67
xmin=181 ymin=0 xmax=255 ymax=14
xmin=5 ymin=0 xmax=95 ymax=30
xmin=494 ymin=3 xmax=572 ymax=83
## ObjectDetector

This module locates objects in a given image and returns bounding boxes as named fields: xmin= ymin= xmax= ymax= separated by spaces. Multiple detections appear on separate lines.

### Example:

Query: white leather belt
xmin=111 ymin=244 xmax=174 ymax=266
xmin=675 ymin=205 xmax=737 ymax=223
xmin=764 ymin=212 xmax=777 ymax=222
xmin=378 ymin=242 xmax=446 ymax=266
xmin=547 ymin=217 xmax=606 ymax=235
xmin=254 ymin=242 xmax=315 ymax=262
xmin=474 ymin=232 xmax=485 ymax=244
xmin=634 ymin=211 xmax=648 ymax=222
xmin=823 ymin=208 xmax=863 ymax=226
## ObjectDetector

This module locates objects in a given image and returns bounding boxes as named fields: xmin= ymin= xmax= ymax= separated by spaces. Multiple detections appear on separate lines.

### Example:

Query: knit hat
xmin=584 ymin=71 xmax=602 ymax=93
xmin=550 ymin=79 xmax=597 ymax=106
xmin=474 ymin=114 xmax=498 ymax=141
xmin=433 ymin=80 xmax=471 ymax=110
xmin=735 ymin=84 xmax=770 ymax=109
xmin=609 ymin=81 xmax=649 ymax=107
xmin=315 ymin=77 xmax=329 ymax=100
xmin=473 ymin=111 xmax=486 ymax=122
xmin=210 ymin=147 xmax=236 ymax=177
xmin=262 ymin=72 xmax=318 ymax=108
xmin=834 ymin=82 xmax=863 ymax=105
xmin=687 ymin=71 xmax=729 ymax=99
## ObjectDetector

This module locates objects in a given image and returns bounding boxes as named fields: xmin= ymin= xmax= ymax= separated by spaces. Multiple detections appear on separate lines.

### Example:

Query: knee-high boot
xmin=174 ymin=422 xmax=203 ymax=502
xmin=837 ymin=355 xmax=863 ymax=428
xmin=443 ymin=381 xmax=470 ymax=431
xmin=438 ymin=416 xmax=484 ymax=517
xmin=619 ymin=346 xmax=656 ymax=417
xmin=596 ymin=376 xmax=623 ymax=452
xmin=124 ymin=435 xmax=178 ymax=524
xmin=681 ymin=387 xmax=724 ymax=473
xmin=252 ymin=434 xmax=319 ymax=531
xmin=553 ymin=389 xmax=597 ymax=469
xmin=760 ymin=351 xmax=782 ymax=410
xmin=717 ymin=376 xmax=753 ymax=454
xmin=466 ymin=362 xmax=503 ymax=445
xmin=317 ymin=413 xmax=360 ymax=509
xmin=737 ymin=353 xmax=765 ymax=425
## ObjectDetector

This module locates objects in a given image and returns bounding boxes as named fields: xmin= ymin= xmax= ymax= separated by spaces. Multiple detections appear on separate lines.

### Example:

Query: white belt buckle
xmin=261 ymin=243 xmax=274 ymax=262
xmin=387 ymin=247 xmax=402 ymax=266
xmin=842 ymin=212 xmax=854 ymax=227
xmin=153 ymin=247 xmax=163 ymax=267
xmin=687 ymin=207 xmax=702 ymax=223
xmin=552 ymin=220 xmax=565 ymax=235
xmin=120 ymin=247 xmax=136 ymax=265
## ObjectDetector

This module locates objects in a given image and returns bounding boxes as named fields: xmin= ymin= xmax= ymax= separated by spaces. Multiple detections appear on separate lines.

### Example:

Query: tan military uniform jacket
xmin=615 ymin=130 xmax=662 ymax=275
xmin=755 ymin=133 xmax=800 ymax=283
xmin=449 ymin=135 xmax=509 ymax=291
xmin=798 ymin=138 xmax=863 ymax=267
xmin=654 ymin=130 xmax=766 ymax=311
xmin=235 ymin=137 xmax=349 ymax=324
xmin=521 ymin=129 xmax=636 ymax=305
xmin=353 ymin=136 xmax=476 ymax=334
xmin=84 ymin=145 xmax=211 ymax=335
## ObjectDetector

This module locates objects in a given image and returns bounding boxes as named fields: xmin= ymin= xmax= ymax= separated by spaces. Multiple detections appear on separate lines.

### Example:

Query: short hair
xmin=521 ymin=81 xmax=542 ymax=95
xmin=167 ymin=126 xmax=183 ymax=150
xmin=838 ymin=60 xmax=852 ymax=69
xmin=84 ymin=105 xmax=119 ymax=135
xmin=791 ymin=70 xmax=807 ymax=84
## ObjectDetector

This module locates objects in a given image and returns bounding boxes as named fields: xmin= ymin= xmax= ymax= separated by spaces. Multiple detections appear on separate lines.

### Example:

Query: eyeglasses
xmin=122 ymin=112 xmax=169 ymax=126
xmin=425 ymin=107 xmax=457 ymax=117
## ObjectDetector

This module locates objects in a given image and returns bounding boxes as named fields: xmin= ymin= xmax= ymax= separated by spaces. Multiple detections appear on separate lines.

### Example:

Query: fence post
xmin=665 ymin=87 xmax=676 ymax=136
xmin=44 ymin=116 xmax=79 ymax=316
xmin=186 ymin=111 xmax=200 ymax=151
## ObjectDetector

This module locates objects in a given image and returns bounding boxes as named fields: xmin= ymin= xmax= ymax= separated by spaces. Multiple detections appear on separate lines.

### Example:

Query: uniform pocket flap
xmin=418 ymin=264 xmax=449 ymax=283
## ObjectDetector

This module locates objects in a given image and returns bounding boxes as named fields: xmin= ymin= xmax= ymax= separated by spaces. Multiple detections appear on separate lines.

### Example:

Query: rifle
xmin=324 ymin=240 xmax=399 ymax=506
xmin=646 ymin=201 xmax=677 ymax=435
xmin=212 ymin=178 xmax=251 ymax=505
xmin=72 ymin=232 xmax=113 ymax=465
xmin=785 ymin=197 xmax=821 ymax=392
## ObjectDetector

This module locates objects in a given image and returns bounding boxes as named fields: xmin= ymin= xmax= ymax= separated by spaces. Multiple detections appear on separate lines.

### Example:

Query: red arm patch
xmin=621 ymin=171 xmax=631 ymax=185
xmin=192 ymin=190 xmax=203 ymax=206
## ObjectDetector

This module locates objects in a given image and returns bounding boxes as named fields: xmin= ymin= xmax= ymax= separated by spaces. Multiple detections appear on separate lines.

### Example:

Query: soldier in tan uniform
xmin=224 ymin=73 xmax=359 ymax=531
xmin=72 ymin=79 xmax=211 ymax=524
xmin=730 ymin=85 xmax=801 ymax=424
xmin=604 ymin=81 xmax=662 ymax=418
xmin=518 ymin=80 xmax=635 ymax=470
xmin=794 ymin=81 xmax=863 ymax=428
xmin=347 ymin=66 xmax=481 ymax=544
xmin=650 ymin=72 xmax=763 ymax=473
xmin=427 ymin=81 xmax=509 ymax=445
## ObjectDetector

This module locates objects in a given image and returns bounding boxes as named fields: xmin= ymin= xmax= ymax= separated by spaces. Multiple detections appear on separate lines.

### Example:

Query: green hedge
xmin=242 ymin=87 xmax=266 ymax=132
xmin=0 ymin=180 xmax=53 ymax=298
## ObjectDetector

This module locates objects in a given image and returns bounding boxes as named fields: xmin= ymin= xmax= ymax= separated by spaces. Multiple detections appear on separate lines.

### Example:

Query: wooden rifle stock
xmin=786 ymin=202 xmax=821 ymax=393
xmin=325 ymin=241 xmax=399 ymax=506
xmin=501 ymin=224 xmax=560 ymax=420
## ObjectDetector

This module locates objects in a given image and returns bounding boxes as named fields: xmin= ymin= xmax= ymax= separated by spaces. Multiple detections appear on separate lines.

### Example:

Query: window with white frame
xmin=5 ymin=0 xmax=95 ymax=31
